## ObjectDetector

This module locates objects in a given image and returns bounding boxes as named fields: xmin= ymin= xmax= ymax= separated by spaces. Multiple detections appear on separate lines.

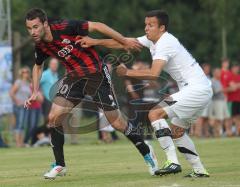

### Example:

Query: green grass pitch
xmin=0 ymin=134 xmax=239 ymax=187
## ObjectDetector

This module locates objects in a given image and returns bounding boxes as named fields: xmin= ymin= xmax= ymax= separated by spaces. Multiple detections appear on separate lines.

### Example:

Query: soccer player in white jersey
xmin=77 ymin=10 xmax=212 ymax=177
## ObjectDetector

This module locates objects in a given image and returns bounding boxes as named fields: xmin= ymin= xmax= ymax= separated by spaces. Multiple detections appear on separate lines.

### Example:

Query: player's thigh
xmin=168 ymin=85 xmax=212 ymax=120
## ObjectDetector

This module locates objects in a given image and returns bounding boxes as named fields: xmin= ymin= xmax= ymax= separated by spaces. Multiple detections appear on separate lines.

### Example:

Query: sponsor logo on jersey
xmin=58 ymin=45 xmax=73 ymax=58
xmin=62 ymin=38 xmax=71 ymax=44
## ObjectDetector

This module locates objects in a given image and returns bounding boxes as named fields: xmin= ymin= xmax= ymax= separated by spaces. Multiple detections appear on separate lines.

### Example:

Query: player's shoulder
xmin=160 ymin=32 xmax=178 ymax=43
xmin=137 ymin=35 xmax=152 ymax=48
xmin=156 ymin=32 xmax=179 ymax=49
xmin=49 ymin=18 xmax=69 ymax=31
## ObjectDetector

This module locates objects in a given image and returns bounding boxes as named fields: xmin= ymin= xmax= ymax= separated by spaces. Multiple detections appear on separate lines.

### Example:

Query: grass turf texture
xmin=0 ymin=134 xmax=239 ymax=187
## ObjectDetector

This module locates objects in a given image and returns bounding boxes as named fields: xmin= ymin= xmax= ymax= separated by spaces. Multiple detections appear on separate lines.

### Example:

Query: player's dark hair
xmin=25 ymin=8 xmax=48 ymax=23
xmin=146 ymin=10 xmax=169 ymax=30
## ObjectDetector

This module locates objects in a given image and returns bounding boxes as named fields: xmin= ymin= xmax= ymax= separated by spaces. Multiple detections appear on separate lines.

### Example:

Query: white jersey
xmin=137 ymin=32 xmax=210 ymax=89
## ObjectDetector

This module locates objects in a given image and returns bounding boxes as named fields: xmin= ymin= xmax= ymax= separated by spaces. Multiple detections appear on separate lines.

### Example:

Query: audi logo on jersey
xmin=58 ymin=45 xmax=73 ymax=58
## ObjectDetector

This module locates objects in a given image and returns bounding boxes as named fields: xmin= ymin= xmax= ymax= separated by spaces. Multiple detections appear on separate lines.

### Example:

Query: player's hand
xmin=116 ymin=63 xmax=128 ymax=77
xmin=75 ymin=36 xmax=97 ymax=48
xmin=24 ymin=92 xmax=38 ymax=109
xmin=123 ymin=38 xmax=142 ymax=52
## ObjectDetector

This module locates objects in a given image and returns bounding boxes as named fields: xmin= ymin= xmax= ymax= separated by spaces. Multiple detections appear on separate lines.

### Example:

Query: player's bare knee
xmin=148 ymin=107 xmax=167 ymax=122
xmin=104 ymin=110 xmax=126 ymax=132
xmin=111 ymin=117 xmax=127 ymax=132
xmin=48 ymin=112 xmax=56 ymax=125
xmin=48 ymin=112 xmax=64 ymax=127
xmin=171 ymin=125 xmax=185 ymax=139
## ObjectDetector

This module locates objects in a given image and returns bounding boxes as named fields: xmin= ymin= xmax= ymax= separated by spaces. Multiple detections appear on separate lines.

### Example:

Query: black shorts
xmin=52 ymin=65 xmax=119 ymax=111
xmin=232 ymin=101 xmax=240 ymax=116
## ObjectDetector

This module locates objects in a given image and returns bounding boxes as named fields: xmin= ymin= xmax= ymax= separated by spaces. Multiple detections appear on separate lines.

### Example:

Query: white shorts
xmin=163 ymin=84 xmax=213 ymax=129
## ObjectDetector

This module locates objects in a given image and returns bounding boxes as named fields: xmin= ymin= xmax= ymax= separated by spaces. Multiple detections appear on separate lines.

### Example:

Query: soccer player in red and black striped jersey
xmin=24 ymin=8 xmax=159 ymax=179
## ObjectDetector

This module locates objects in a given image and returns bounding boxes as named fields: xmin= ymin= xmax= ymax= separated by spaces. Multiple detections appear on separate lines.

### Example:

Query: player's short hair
xmin=25 ymin=8 xmax=48 ymax=23
xmin=146 ymin=10 xmax=169 ymax=30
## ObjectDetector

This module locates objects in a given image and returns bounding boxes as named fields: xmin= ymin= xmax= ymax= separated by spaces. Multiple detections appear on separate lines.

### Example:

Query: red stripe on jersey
xmin=52 ymin=40 xmax=86 ymax=76
xmin=52 ymin=24 xmax=67 ymax=29
xmin=51 ymin=21 xmax=68 ymax=30
xmin=65 ymin=56 xmax=85 ymax=76
xmin=85 ymin=48 xmax=102 ymax=71
xmin=51 ymin=25 xmax=67 ymax=30
xmin=58 ymin=36 xmax=101 ymax=72
xmin=42 ymin=42 xmax=73 ymax=72
xmin=40 ymin=45 xmax=55 ymax=57
xmin=60 ymin=35 xmax=102 ymax=73
xmin=45 ymin=43 xmax=62 ymax=59
xmin=82 ymin=23 xmax=88 ymax=30
xmin=71 ymin=48 xmax=96 ymax=74
xmin=54 ymin=40 xmax=96 ymax=74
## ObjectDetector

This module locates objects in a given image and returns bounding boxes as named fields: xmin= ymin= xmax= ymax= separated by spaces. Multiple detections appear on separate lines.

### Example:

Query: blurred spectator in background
xmin=28 ymin=58 xmax=59 ymax=147
xmin=193 ymin=63 xmax=211 ymax=137
xmin=209 ymin=68 xmax=231 ymax=137
xmin=40 ymin=58 xmax=59 ymax=123
xmin=0 ymin=49 xmax=13 ymax=148
xmin=227 ymin=63 xmax=240 ymax=136
xmin=221 ymin=58 xmax=232 ymax=116
xmin=24 ymin=84 xmax=44 ymax=146
xmin=10 ymin=66 xmax=31 ymax=147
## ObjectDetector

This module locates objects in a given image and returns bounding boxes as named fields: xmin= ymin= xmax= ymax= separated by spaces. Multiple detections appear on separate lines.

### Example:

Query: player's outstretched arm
xmin=75 ymin=36 xmax=123 ymax=49
xmin=117 ymin=60 xmax=166 ymax=80
xmin=76 ymin=36 xmax=141 ymax=51
xmin=87 ymin=21 xmax=142 ymax=50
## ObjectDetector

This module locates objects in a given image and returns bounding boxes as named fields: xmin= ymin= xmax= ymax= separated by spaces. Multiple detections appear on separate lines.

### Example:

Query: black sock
xmin=124 ymin=122 xmax=150 ymax=157
xmin=50 ymin=126 xmax=65 ymax=167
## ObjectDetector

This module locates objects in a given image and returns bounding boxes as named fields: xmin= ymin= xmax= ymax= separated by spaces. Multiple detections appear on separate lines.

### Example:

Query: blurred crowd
xmin=191 ymin=59 xmax=240 ymax=138
xmin=0 ymin=58 xmax=59 ymax=148
xmin=0 ymin=58 xmax=239 ymax=148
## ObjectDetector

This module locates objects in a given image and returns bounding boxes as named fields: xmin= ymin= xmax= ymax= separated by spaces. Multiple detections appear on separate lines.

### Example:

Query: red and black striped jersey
xmin=34 ymin=19 xmax=102 ymax=76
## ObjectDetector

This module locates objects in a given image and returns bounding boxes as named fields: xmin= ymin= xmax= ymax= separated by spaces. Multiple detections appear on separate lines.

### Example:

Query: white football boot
xmin=44 ymin=165 xmax=67 ymax=179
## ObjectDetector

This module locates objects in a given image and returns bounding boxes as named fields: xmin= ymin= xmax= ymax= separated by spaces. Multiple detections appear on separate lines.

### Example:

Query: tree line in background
xmin=11 ymin=0 xmax=240 ymax=68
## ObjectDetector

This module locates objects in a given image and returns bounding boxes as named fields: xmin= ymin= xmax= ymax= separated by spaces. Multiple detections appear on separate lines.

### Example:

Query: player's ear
xmin=159 ymin=25 xmax=165 ymax=32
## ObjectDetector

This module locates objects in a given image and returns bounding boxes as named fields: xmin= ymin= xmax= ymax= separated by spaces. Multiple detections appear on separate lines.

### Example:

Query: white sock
xmin=152 ymin=119 xmax=179 ymax=165
xmin=174 ymin=133 xmax=206 ymax=173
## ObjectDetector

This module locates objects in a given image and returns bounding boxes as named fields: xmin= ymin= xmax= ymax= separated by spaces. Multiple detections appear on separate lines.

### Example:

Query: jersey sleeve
xmin=34 ymin=47 xmax=49 ymax=65
xmin=137 ymin=35 xmax=151 ymax=48
xmin=152 ymin=42 xmax=174 ymax=62
xmin=67 ymin=20 xmax=89 ymax=36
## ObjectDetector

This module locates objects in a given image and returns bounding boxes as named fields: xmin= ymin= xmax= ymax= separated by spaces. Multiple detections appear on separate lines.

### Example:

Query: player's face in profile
xmin=144 ymin=17 xmax=162 ymax=42
xmin=26 ymin=18 xmax=46 ymax=43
